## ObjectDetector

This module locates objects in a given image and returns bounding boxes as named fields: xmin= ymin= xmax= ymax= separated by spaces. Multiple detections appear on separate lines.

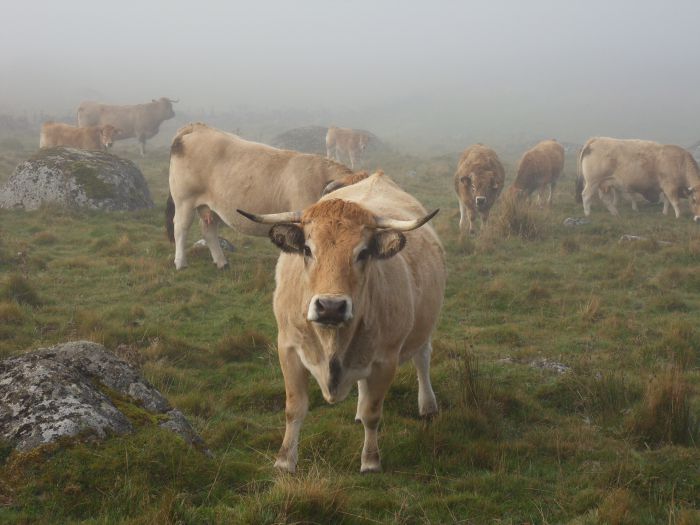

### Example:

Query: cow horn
xmin=166 ymin=98 xmax=179 ymax=103
xmin=374 ymin=209 xmax=439 ymax=231
xmin=237 ymin=209 xmax=302 ymax=224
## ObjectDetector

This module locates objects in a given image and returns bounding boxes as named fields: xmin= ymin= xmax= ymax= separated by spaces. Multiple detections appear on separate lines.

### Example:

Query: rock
xmin=619 ymin=234 xmax=673 ymax=245
xmin=529 ymin=358 xmax=570 ymax=374
xmin=193 ymin=237 xmax=235 ymax=252
xmin=0 ymin=147 xmax=153 ymax=211
xmin=270 ymin=126 xmax=383 ymax=155
xmin=563 ymin=217 xmax=590 ymax=227
xmin=0 ymin=341 xmax=207 ymax=453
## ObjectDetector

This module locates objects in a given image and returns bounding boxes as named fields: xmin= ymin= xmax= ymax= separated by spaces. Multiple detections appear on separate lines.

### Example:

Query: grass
xmin=0 ymin=142 xmax=699 ymax=523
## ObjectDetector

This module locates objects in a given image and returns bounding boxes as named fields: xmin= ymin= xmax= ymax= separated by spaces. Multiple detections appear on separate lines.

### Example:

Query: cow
xmin=508 ymin=139 xmax=565 ymax=205
xmin=577 ymin=137 xmax=700 ymax=221
xmin=326 ymin=126 xmax=370 ymax=169
xmin=237 ymin=171 xmax=446 ymax=473
xmin=453 ymin=144 xmax=505 ymax=235
xmin=77 ymin=97 xmax=177 ymax=155
xmin=166 ymin=123 xmax=356 ymax=270
xmin=39 ymin=122 xmax=119 ymax=151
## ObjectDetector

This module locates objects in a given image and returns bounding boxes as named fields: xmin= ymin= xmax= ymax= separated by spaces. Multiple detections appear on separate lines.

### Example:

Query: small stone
xmin=563 ymin=217 xmax=590 ymax=227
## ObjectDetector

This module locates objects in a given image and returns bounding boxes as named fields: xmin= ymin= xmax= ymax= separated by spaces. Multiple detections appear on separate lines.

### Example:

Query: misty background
xmin=2 ymin=0 xmax=700 ymax=153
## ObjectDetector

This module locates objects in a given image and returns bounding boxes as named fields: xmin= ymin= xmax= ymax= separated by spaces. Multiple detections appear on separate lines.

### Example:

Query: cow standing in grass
xmin=576 ymin=137 xmax=700 ymax=221
xmin=509 ymin=139 xmax=565 ymax=205
xmin=77 ymin=97 xmax=177 ymax=155
xmin=454 ymin=144 xmax=505 ymax=235
xmin=166 ymin=123 xmax=356 ymax=270
xmin=39 ymin=122 xmax=119 ymax=151
xmin=238 ymin=171 xmax=446 ymax=473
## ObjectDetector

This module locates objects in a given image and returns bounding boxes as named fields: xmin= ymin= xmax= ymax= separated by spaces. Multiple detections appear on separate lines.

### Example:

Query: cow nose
xmin=694 ymin=215 xmax=700 ymax=223
xmin=475 ymin=196 xmax=486 ymax=207
xmin=315 ymin=298 xmax=348 ymax=324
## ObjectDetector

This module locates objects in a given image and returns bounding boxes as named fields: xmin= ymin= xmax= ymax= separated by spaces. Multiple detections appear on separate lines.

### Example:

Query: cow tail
xmin=165 ymin=193 xmax=176 ymax=242
xmin=575 ymin=143 xmax=587 ymax=204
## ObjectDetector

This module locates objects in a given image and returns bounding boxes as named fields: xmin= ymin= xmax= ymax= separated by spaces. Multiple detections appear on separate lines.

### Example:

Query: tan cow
xmin=577 ymin=137 xmax=700 ymax=220
xmin=508 ymin=139 xmax=565 ymax=205
xmin=326 ymin=126 xmax=370 ymax=169
xmin=39 ymin=122 xmax=119 ymax=150
xmin=454 ymin=144 xmax=505 ymax=235
xmin=237 ymin=171 xmax=445 ymax=473
xmin=77 ymin=97 xmax=177 ymax=155
xmin=166 ymin=123 xmax=355 ymax=269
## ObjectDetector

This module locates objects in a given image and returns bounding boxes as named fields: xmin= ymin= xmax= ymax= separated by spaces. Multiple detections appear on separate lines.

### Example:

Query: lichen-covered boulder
xmin=0 ymin=147 xmax=153 ymax=211
xmin=0 ymin=341 xmax=206 ymax=453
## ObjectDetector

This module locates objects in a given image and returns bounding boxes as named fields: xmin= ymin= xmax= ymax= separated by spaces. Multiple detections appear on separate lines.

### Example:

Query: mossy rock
xmin=0 ymin=147 xmax=153 ymax=211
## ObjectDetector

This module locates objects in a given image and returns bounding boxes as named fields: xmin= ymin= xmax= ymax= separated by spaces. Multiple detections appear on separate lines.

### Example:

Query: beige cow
xmin=509 ymin=139 xmax=565 ymax=205
xmin=166 ymin=123 xmax=355 ymax=269
xmin=238 ymin=171 xmax=446 ymax=473
xmin=40 ymin=122 xmax=119 ymax=150
xmin=454 ymin=144 xmax=505 ymax=235
xmin=77 ymin=97 xmax=177 ymax=155
xmin=326 ymin=126 xmax=370 ymax=169
xmin=577 ymin=137 xmax=700 ymax=220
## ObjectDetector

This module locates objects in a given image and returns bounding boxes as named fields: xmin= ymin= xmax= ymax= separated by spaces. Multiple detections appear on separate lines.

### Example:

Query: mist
xmin=3 ymin=0 xmax=700 ymax=151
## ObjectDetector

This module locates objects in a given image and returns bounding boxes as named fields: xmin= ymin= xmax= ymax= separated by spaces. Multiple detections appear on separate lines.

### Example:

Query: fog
xmin=3 ymin=0 xmax=700 ymax=151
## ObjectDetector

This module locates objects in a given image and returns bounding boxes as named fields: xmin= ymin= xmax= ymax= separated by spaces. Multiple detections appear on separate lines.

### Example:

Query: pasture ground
xmin=0 ymin=137 xmax=699 ymax=524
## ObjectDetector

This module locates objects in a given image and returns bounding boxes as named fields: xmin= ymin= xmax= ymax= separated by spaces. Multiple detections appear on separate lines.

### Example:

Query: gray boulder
xmin=0 ymin=147 xmax=153 ymax=211
xmin=0 ymin=341 xmax=206 ymax=453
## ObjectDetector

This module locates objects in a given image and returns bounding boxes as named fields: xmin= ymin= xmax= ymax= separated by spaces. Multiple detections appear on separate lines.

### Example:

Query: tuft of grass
xmin=481 ymin=193 xmax=550 ymax=241
xmin=626 ymin=367 xmax=698 ymax=446
xmin=30 ymin=231 xmax=57 ymax=245
xmin=1 ymin=275 xmax=41 ymax=307
xmin=214 ymin=329 xmax=272 ymax=362
xmin=0 ymin=301 xmax=26 ymax=324
xmin=580 ymin=295 xmax=602 ymax=323
xmin=597 ymin=487 xmax=636 ymax=525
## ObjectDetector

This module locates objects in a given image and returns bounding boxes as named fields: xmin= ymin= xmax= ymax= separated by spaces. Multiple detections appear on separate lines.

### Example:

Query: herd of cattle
xmin=29 ymin=97 xmax=700 ymax=472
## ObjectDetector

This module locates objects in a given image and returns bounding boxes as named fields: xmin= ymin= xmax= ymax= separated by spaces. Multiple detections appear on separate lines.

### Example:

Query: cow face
xmin=461 ymin=171 xmax=501 ymax=210
xmin=155 ymin=98 xmax=176 ymax=120
xmin=687 ymin=185 xmax=700 ymax=222
xmin=99 ymin=125 xmax=119 ymax=149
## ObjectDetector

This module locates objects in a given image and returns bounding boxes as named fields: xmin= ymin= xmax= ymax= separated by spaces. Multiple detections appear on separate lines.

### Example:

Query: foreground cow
xmin=577 ymin=137 xmax=700 ymax=221
xmin=166 ymin=123 xmax=355 ymax=269
xmin=326 ymin=126 xmax=370 ymax=169
xmin=454 ymin=144 xmax=505 ymax=235
xmin=238 ymin=171 xmax=446 ymax=472
xmin=39 ymin=122 xmax=118 ymax=151
xmin=509 ymin=139 xmax=565 ymax=205
xmin=77 ymin=97 xmax=177 ymax=155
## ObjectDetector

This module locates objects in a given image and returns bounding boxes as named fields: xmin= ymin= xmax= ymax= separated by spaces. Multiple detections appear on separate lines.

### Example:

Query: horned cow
xmin=238 ymin=171 xmax=446 ymax=473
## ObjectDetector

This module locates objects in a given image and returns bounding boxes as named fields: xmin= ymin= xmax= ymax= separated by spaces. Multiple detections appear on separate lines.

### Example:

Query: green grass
xmin=0 ymin=143 xmax=699 ymax=523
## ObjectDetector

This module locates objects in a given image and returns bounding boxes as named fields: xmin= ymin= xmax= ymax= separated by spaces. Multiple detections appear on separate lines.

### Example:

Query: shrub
xmin=1 ymin=274 xmax=40 ymax=306
xmin=481 ymin=193 xmax=550 ymax=241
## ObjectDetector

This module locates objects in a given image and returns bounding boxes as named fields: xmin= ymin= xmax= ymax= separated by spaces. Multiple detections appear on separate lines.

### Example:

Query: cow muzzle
xmin=475 ymin=196 xmax=487 ymax=209
xmin=694 ymin=216 xmax=700 ymax=223
xmin=307 ymin=294 xmax=353 ymax=326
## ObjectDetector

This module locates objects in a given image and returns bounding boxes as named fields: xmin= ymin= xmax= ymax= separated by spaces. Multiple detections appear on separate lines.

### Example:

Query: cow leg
xmin=349 ymin=150 xmax=356 ymax=170
xmin=198 ymin=207 xmax=228 ymax=269
xmin=662 ymin=193 xmax=670 ymax=215
xmin=139 ymin=138 xmax=146 ymax=156
xmin=599 ymin=189 xmax=620 ymax=216
xmin=275 ymin=345 xmax=309 ymax=473
xmin=458 ymin=198 xmax=468 ymax=236
xmin=357 ymin=358 xmax=397 ymax=473
xmin=355 ymin=379 xmax=368 ymax=423
xmin=547 ymin=183 xmax=555 ymax=206
xmin=173 ymin=203 xmax=196 ymax=270
xmin=582 ymin=182 xmax=603 ymax=217
xmin=413 ymin=342 xmax=438 ymax=417
xmin=669 ymin=197 xmax=682 ymax=219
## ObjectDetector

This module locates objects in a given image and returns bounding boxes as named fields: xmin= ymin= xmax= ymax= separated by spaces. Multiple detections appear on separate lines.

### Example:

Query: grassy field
xmin=0 ymin=137 xmax=699 ymax=524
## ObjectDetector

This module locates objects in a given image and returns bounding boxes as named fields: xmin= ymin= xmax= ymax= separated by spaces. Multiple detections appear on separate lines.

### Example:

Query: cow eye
xmin=303 ymin=245 xmax=312 ymax=258
xmin=357 ymin=248 xmax=371 ymax=262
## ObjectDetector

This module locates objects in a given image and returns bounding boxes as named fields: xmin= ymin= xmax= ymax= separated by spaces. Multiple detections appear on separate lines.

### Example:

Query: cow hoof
xmin=354 ymin=417 xmax=362 ymax=424
xmin=274 ymin=458 xmax=296 ymax=473
xmin=217 ymin=262 xmax=230 ymax=270
xmin=360 ymin=464 xmax=382 ymax=474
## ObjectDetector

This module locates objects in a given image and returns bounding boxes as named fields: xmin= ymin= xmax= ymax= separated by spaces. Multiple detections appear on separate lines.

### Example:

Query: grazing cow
xmin=326 ymin=126 xmax=370 ymax=169
xmin=577 ymin=137 xmax=700 ymax=220
xmin=166 ymin=123 xmax=355 ymax=270
xmin=509 ymin=139 xmax=565 ymax=205
xmin=39 ymin=122 xmax=119 ymax=151
xmin=77 ymin=97 xmax=177 ymax=155
xmin=237 ymin=171 xmax=446 ymax=473
xmin=454 ymin=144 xmax=505 ymax=235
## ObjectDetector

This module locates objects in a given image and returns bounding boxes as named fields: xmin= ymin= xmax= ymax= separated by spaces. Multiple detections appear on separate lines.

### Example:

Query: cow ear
xmin=370 ymin=230 xmax=406 ymax=259
xmin=269 ymin=224 xmax=305 ymax=254
xmin=460 ymin=175 xmax=471 ymax=184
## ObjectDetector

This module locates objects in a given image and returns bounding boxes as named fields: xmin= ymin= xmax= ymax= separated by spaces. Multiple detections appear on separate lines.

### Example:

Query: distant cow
xmin=577 ymin=137 xmax=700 ymax=221
xmin=77 ymin=97 xmax=177 ymax=155
xmin=509 ymin=139 xmax=565 ymax=205
xmin=166 ymin=123 xmax=356 ymax=270
xmin=326 ymin=126 xmax=370 ymax=169
xmin=453 ymin=144 xmax=505 ymax=235
xmin=39 ymin=122 xmax=118 ymax=151
xmin=237 ymin=171 xmax=446 ymax=473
